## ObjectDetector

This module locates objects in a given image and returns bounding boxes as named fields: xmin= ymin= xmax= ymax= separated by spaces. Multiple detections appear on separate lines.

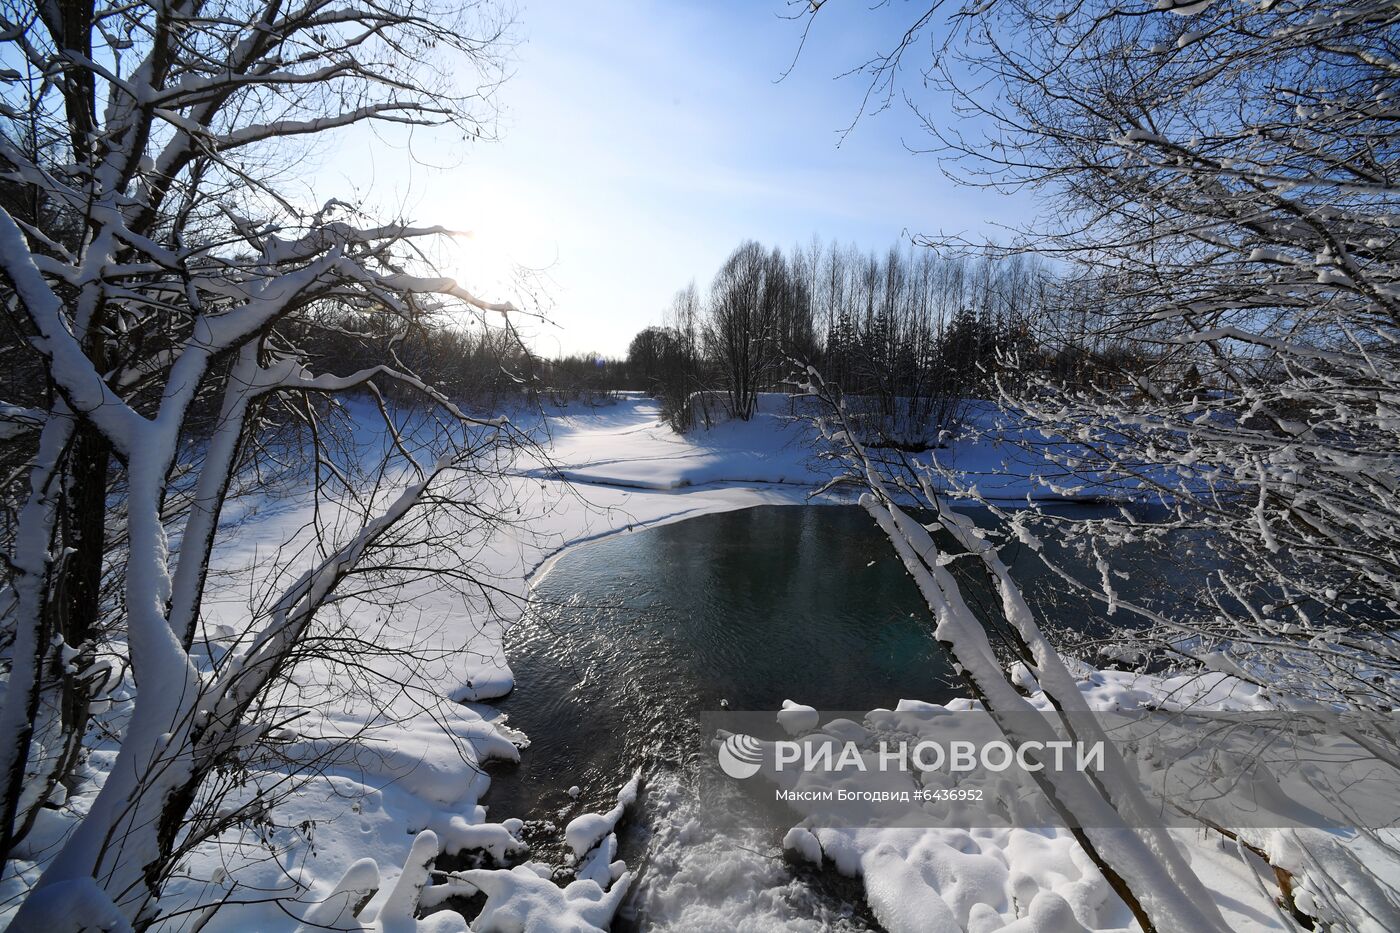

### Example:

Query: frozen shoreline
xmin=0 ymin=394 xmax=1336 ymax=931
xmin=161 ymin=395 xmax=834 ymax=931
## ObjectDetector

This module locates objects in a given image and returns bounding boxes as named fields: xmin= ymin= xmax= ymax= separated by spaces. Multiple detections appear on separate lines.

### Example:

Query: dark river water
xmin=477 ymin=504 xmax=1177 ymax=930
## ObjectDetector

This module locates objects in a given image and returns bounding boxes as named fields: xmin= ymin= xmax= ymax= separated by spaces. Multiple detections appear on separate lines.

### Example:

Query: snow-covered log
xmin=801 ymin=368 xmax=1230 ymax=933
xmin=796 ymin=0 xmax=1400 ymax=924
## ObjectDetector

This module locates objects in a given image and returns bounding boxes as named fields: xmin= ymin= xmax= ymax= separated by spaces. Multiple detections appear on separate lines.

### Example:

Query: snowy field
xmin=5 ymin=394 xmax=1375 ymax=931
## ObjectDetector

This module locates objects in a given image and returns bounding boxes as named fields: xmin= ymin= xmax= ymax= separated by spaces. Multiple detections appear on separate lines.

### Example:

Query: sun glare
xmin=446 ymin=193 xmax=558 ymax=305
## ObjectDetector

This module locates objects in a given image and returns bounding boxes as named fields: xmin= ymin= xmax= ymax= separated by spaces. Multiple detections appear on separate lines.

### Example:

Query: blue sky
xmin=316 ymin=0 xmax=1032 ymax=356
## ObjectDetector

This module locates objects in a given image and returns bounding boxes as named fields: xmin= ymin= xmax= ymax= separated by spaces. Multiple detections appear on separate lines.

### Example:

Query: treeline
xmin=628 ymin=239 xmax=1057 ymax=444
xmin=277 ymin=308 xmax=633 ymax=410
xmin=276 ymin=239 xmax=1159 ymax=440
xmin=624 ymin=238 xmax=1188 ymax=443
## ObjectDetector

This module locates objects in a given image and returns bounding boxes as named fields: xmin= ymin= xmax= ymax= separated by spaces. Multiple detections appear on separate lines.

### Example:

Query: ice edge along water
xmin=6 ymin=394 xmax=1318 ymax=932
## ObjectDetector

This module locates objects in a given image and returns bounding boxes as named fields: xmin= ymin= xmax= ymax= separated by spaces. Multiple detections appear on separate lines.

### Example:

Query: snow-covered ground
xmin=3 ymin=393 xmax=1358 ymax=931
xmin=170 ymin=394 xmax=832 ymax=931
xmin=762 ymin=674 xmax=1330 ymax=933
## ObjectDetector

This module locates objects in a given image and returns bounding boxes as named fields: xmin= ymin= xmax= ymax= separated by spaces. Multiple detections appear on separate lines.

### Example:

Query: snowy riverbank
xmin=3 ymin=393 xmax=1360 ymax=931
xmin=169 ymin=394 xmax=835 ymax=931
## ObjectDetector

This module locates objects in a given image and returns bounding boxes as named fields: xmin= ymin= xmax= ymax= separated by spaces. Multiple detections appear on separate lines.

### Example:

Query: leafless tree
xmin=705 ymin=241 xmax=775 ymax=421
xmin=798 ymin=367 xmax=1232 ymax=933
xmin=808 ymin=0 xmax=1400 ymax=716
xmin=798 ymin=0 xmax=1400 ymax=927
xmin=660 ymin=236 xmax=1036 ymax=437
xmin=0 ymin=0 xmax=533 ymax=926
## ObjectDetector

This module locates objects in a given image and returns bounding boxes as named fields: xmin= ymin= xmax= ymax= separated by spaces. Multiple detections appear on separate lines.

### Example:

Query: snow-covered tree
xmin=816 ymin=0 xmax=1400 ymax=714
xmin=0 ymin=0 xmax=527 ymax=926
xmin=798 ymin=0 xmax=1400 ymax=927
xmin=799 ymin=367 xmax=1233 ymax=933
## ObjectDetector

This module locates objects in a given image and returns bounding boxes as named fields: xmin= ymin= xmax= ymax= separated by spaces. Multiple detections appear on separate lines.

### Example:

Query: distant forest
xmin=267 ymin=237 xmax=1186 ymax=447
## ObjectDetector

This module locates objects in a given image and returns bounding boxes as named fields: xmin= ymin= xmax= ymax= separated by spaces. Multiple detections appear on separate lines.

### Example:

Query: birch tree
xmin=0 ymin=0 xmax=525 ymax=926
